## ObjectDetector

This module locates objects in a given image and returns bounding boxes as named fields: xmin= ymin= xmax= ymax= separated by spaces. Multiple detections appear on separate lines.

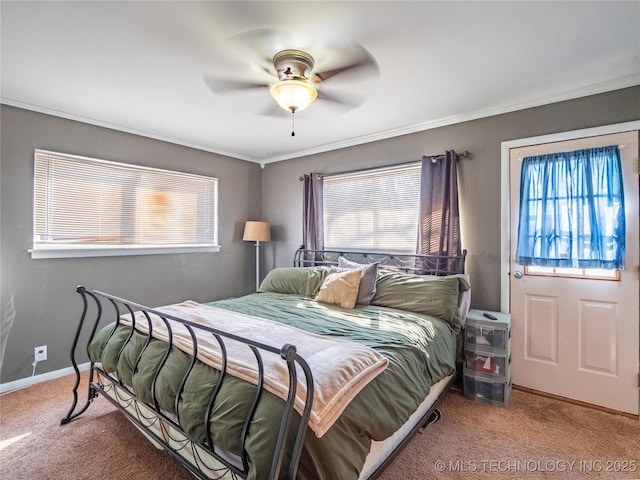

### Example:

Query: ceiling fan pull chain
xmin=291 ymin=110 xmax=296 ymax=137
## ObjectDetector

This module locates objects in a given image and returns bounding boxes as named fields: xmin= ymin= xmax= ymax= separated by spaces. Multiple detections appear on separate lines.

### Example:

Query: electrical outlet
xmin=35 ymin=345 xmax=47 ymax=362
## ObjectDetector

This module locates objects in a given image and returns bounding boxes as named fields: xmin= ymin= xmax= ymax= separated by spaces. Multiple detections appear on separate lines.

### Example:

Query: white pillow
xmin=314 ymin=268 xmax=362 ymax=309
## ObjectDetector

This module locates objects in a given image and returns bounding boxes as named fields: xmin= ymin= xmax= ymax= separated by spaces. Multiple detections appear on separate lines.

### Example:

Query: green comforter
xmin=88 ymin=292 xmax=456 ymax=480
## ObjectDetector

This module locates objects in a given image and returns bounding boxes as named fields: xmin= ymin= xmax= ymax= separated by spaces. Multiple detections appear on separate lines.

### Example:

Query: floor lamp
xmin=243 ymin=221 xmax=271 ymax=292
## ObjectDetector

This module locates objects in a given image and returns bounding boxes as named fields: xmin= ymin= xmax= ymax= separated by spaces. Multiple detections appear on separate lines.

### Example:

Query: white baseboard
xmin=0 ymin=362 xmax=90 ymax=394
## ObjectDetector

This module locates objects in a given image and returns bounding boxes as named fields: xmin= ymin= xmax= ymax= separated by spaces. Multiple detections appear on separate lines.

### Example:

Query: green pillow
xmin=258 ymin=267 xmax=327 ymax=298
xmin=371 ymin=271 xmax=470 ymax=330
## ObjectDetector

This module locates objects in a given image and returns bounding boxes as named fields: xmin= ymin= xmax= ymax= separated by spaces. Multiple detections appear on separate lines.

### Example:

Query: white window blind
xmin=323 ymin=163 xmax=421 ymax=253
xmin=32 ymin=149 xmax=218 ymax=258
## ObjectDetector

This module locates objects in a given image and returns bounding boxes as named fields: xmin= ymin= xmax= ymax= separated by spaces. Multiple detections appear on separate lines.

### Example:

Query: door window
xmin=515 ymin=145 xmax=625 ymax=272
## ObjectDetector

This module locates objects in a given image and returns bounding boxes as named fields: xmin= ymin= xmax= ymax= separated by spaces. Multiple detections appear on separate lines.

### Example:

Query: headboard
xmin=293 ymin=246 xmax=467 ymax=276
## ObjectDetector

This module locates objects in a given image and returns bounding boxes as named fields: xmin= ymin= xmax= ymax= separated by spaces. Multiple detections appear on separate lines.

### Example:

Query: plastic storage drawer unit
xmin=464 ymin=310 xmax=511 ymax=351
xmin=463 ymin=369 xmax=512 ymax=406
xmin=463 ymin=310 xmax=512 ymax=406
xmin=464 ymin=345 xmax=511 ymax=380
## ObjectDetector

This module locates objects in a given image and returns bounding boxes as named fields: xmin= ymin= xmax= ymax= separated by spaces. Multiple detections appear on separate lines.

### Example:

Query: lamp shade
xmin=269 ymin=80 xmax=318 ymax=113
xmin=243 ymin=221 xmax=271 ymax=242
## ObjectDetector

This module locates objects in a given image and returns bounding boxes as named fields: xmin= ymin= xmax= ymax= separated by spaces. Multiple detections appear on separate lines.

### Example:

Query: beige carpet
xmin=1 ymin=374 xmax=638 ymax=479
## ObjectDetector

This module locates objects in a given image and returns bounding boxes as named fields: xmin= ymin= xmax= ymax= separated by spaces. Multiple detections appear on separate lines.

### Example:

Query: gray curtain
xmin=302 ymin=173 xmax=324 ymax=260
xmin=417 ymin=150 xmax=462 ymax=262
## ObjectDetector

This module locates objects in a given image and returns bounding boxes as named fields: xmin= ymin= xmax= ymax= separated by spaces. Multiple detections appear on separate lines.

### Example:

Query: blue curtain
xmin=516 ymin=145 xmax=625 ymax=269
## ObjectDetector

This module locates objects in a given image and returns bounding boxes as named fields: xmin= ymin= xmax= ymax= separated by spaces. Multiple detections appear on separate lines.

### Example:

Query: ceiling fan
xmin=204 ymin=30 xmax=379 ymax=134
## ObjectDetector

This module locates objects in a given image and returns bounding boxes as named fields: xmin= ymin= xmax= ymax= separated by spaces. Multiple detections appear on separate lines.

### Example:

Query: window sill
xmin=29 ymin=244 xmax=221 ymax=259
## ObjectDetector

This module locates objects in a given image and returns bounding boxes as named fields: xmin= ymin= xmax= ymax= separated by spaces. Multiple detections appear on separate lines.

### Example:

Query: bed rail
xmin=61 ymin=286 xmax=314 ymax=480
xmin=294 ymin=246 xmax=467 ymax=275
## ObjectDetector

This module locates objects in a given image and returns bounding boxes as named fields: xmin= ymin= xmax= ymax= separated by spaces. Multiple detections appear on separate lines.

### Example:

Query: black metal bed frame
xmin=60 ymin=286 xmax=314 ymax=480
xmin=61 ymin=248 xmax=467 ymax=480
xmin=292 ymin=246 xmax=466 ymax=479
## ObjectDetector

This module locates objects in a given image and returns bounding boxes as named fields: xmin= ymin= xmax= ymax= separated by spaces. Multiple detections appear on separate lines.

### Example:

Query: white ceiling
xmin=2 ymin=1 xmax=639 ymax=164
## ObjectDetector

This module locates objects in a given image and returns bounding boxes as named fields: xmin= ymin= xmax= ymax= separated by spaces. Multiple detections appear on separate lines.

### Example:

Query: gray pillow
xmin=337 ymin=257 xmax=379 ymax=305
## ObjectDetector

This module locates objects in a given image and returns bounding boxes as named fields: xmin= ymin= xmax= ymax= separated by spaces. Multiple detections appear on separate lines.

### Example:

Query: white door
xmin=509 ymin=131 xmax=639 ymax=415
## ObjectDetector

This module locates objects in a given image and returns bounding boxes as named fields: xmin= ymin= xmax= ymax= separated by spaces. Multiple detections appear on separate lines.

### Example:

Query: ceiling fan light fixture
xmin=269 ymin=79 xmax=318 ymax=113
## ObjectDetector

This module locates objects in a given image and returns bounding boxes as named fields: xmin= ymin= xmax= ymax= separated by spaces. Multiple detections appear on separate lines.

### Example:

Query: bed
xmin=61 ymin=247 xmax=469 ymax=480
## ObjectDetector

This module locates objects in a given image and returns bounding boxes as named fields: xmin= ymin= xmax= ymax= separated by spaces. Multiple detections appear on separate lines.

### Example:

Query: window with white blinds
xmin=323 ymin=163 xmax=421 ymax=253
xmin=31 ymin=149 xmax=219 ymax=259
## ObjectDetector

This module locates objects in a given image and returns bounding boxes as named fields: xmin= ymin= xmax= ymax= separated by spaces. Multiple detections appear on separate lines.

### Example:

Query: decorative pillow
xmin=371 ymin=271 xmax=470 ymax=331
xmin=337 ymin=257 xmax=379 ymax=305
xmin=258 ymin=267 xmax=327 ymax=298
xmin=314 ymin=268 xmax=362 ymax=309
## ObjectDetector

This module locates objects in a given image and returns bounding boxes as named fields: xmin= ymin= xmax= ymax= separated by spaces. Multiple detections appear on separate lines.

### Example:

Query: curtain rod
xmin=423 ymin=150 xmax=471 ymax=164
xmin=424 ymin=150 xmax=471 ymax=160
xmin=298 ymin=150 xmax=471 ymax=181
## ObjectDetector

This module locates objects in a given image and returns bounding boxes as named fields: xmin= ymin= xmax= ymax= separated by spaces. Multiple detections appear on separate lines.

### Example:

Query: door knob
xmin=513 ymin=271 xmax=523 ymax=279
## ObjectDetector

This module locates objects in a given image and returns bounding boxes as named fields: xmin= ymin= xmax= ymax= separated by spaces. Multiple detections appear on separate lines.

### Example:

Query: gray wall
xmin=261 ymin=86 xmax=640 ymax=311
xmin=0 ymin=105 xmax=262 ymax=383
xmin=2 ymin=86 xmax=638 ymax=384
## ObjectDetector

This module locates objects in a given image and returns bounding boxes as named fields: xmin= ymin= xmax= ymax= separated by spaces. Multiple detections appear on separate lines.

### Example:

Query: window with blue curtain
xmin=516 ymin=145 xmax=625 ymax=269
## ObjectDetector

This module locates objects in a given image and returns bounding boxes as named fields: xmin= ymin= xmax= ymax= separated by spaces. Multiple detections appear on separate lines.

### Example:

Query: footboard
xmin=61 ymin=286 xmax=314 ymax=480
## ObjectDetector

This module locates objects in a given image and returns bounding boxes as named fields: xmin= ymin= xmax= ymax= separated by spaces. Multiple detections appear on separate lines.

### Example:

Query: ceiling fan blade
xmin=317 ymin=89 xmax=366 ymax=110
xmin=226 ymin=28 xmax=288 ymax=69
xmin=203 ymin=75 xmax=267 ymax=94
xmin=312 ymin=47 xmax=379 ymax=83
